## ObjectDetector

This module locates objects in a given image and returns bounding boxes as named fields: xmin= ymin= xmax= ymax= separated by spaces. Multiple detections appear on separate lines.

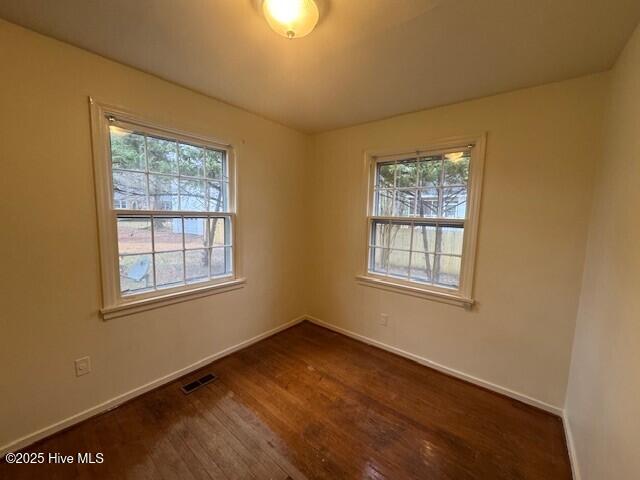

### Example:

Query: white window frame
xmin=90 ymin=98 xmax=245 ymax=319
xmin=357 ymin=134 xmax=486 ymax=308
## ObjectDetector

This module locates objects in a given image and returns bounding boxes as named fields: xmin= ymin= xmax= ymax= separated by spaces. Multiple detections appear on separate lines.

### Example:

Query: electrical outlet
xmin=380 ymin=313 xmax=389 ymax=326
xmin=75 ymin=356 xmax=91 ymax=377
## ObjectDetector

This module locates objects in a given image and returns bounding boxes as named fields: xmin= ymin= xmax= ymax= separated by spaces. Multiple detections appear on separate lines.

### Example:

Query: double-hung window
xmin=361 ymin=136 xmax=485 ymax=306
xmin=90 ymin=100 xmax=242 ymax=318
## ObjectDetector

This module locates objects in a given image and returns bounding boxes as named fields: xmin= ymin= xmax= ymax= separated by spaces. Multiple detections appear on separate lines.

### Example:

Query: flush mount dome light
xmin=263 ymin=0 xmax=319 ymax=39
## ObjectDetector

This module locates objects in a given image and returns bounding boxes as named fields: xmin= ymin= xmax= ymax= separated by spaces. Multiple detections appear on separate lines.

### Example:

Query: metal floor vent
xmin=181 ymin=373 xmax=217 ymax=394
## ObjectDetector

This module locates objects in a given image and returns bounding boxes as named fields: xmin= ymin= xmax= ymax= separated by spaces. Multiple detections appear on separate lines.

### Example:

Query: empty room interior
xmin=1 ymin=1 xmax=640 ymax=479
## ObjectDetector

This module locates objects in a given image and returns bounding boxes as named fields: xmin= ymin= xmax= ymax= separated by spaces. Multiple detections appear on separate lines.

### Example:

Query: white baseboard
xmin=562 ymin=411 xmax=581 ymax=480
xmin=1 ymin=315 xmax=306 ymax=457
xmin=305 ymin=315 xmax=563 ymax=416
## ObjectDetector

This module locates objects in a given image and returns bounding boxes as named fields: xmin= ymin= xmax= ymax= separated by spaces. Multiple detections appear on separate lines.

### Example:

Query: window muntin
xmin=368 ymin=149 xmax=472 ymax=291
xmin=108 ymin=122 xmax=234 ymax=298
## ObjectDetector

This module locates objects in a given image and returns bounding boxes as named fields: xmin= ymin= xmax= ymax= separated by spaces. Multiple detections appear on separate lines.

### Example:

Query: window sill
xmin=101 ymin=277 xmax=246 ymax=320
xmin=355 ymin=275 xmax=474 ymax=308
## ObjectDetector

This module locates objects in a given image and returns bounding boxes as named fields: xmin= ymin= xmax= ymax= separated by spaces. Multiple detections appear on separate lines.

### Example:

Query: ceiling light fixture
xmin=263 ymin=0 xmax=319 ymax=39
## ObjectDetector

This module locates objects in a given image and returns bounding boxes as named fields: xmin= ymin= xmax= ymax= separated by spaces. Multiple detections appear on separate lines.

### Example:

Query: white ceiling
xmin=1 ymin=0 xmax=639 ymax=132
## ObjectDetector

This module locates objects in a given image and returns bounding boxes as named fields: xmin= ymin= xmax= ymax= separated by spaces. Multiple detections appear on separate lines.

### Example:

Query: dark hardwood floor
xmin=1 ymin=321 xmax=572 ymax=479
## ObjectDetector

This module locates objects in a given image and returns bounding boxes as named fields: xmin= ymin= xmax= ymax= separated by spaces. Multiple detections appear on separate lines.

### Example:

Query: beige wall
xmin=0 ymin=19 xmax=309 ymax=450
xmin=565 ymin=24 xmax=640 ymax=480
xmin=308 ymin=74 xmax=608 ymax=409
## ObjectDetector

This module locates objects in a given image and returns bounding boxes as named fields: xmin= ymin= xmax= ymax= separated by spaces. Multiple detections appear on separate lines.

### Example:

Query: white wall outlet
xmin=380 ymin=313 xmax=389 ymax=326
xmin=75 ymin=356 xmax=91 ymax=377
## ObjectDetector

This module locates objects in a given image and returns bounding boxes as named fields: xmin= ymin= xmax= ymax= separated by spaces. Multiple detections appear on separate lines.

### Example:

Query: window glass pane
xmin=418 ymin=156 xmax=442 ymax=187
xmin=370 ymin=247 xmax=388 ymax=274
xmin=179 ymin=143 xmax=205 ymax=177
xmin=375 ymin=190 xmax=393 ymax=216
xmin=396 ymin=160 xmax=418 ymax=188
xmin=147 ymin=136 xmax=178 ymax=174
xmin=388 ymin=250 xmax=410 ymax=278
xmin=183 ymin=217 xmax=208 ymax=249
xmin=210 ymin=218 xmax=227 ymax=246
xmin=112 ymin=171 xmax=147 ymax=210
xmin=394 ymin=189 xmax=416 ymax=216
xmin=153 ymin=217 xmax=183 ymax=252
xmin=211 ymin=247 xmax=228 ymax=276
xmin=439 ymin=226 xmax=464 ymax=255
xmin=207 ymin=181 xmax=226 ymax=212
xmin=377 ymin=163 xmax=396 ymax=188
xmin=185 ymin=249 xmax=209 ymax=283
xmin=412 ymin=224 xmax=436 ymax=252
xmin=436 ymin=255 xmax=461 ymax=288
xmin=154 ymin=251 xmax=184 ymax=288
xmin=416 ymin=188 xmax=438 ymax=217
xmin=224 ymin=246 xmax=233 ymax=274
xmin=117 ymin=217 xmax=152 ymax=254
xmin=205 ymin=150 xmax=224 ymax=179
xmin=119 ymin=254 xmax=153 ymax=294
xmin=410 ymin=252 xmax=435 ymax=283
xmin=371 ymin=221 xmax=389 ymax=248
xmin=180 ymin=179 xmax=206 ymax=211
xmin=110 ymin=127 xmax=145 ymax=171
xmin=389 ymin=223 xmax=412 ymax=251
xmin=148 ymin=174 xmax=178 ymax=211
xmin=442 ymin=187 xmax=467 ymax=219
xmin=443 ymin=152 xmax=470 ymax=186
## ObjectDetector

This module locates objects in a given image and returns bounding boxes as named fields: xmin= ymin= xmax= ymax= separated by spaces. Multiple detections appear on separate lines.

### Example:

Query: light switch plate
xmin=75 ymin=356 xmax=91 ymax=377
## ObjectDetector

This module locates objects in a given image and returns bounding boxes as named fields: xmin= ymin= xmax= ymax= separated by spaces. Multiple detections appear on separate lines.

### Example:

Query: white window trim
xmin=357 ymin=134 xmax=486 ymax=308
xmin=89 ymin=97 xmax=245 ymax=319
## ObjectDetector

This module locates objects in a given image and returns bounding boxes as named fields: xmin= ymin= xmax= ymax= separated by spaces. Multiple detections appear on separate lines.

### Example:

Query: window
xmin=360 ymin=136 xmax=485 ymax=306
xmin=91 ymin=100 xmax=243 ymax=318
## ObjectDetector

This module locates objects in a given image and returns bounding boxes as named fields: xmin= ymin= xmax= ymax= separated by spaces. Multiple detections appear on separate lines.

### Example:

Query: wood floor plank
xmin=190 ymin=382 xmax=297 ymax=480
xmin=271 ymin=324 xmax=568 ymax=478
xmin=212 ymin=355 xmax=355 ymax=479
xmin=0 ymin=321 xmax=572 ymax=479
xmin=244 ymin=337 xmax=480 ymax=479
xmin=224 ymin=351 xmax=403 ymax=478
xmin=140 ymin=386 xmax=244 ymax=480
xmin=140 ymin=385 xmax=229 ymax=480
xmin=202 ymin=381 xmax=309 ymax=480
xmin=178 ymin=387 xmax=280 ymax=479
xmin=118 ymin=394 xmax=203 ymax=480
